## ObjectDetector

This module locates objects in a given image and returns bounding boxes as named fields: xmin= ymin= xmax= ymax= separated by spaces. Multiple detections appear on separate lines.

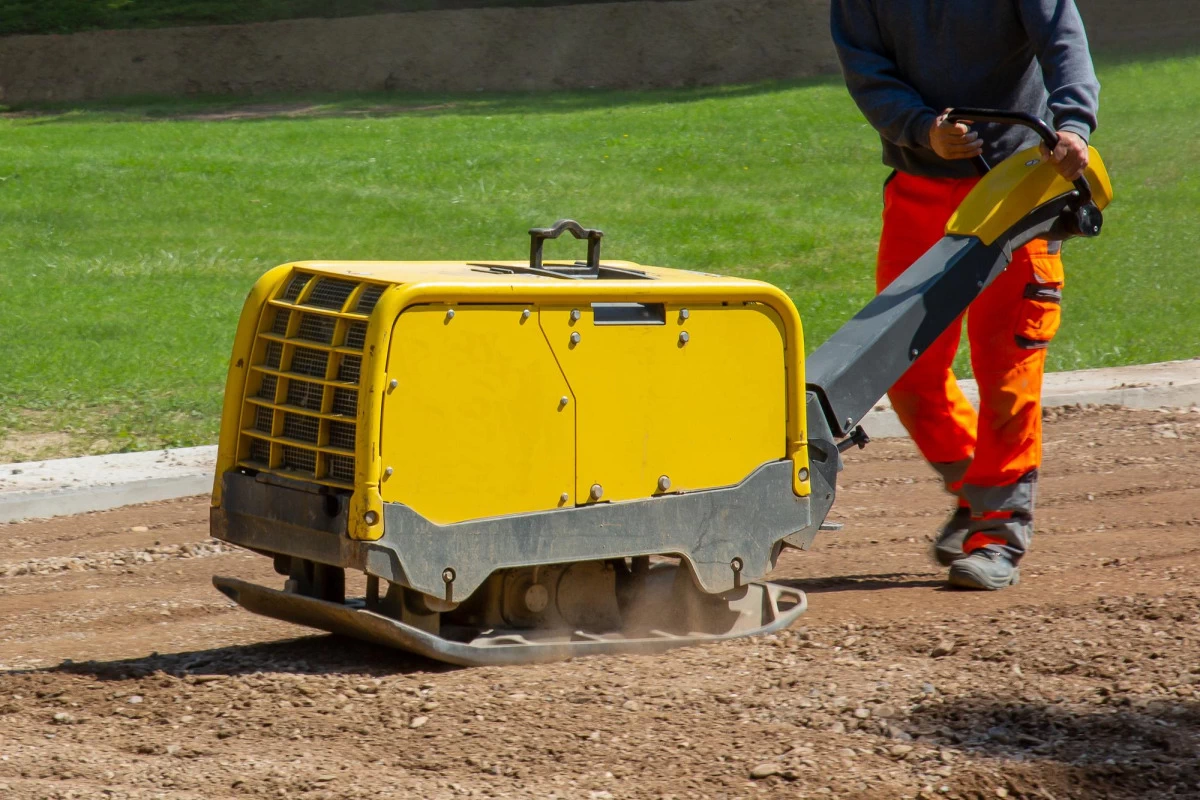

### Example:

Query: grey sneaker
xmin=947 ymin=548 xmax=1020 ymax=591
xmin=932 ymin=507 xmax=972 ymax=567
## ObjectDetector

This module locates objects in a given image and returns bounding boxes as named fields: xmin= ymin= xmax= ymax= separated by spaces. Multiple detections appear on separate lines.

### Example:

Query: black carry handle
xmin=529 ymin=219 xmax=604 ymax=270
xmin=944 ymin=108 xmax=1092 ymax=203
xmin=946 ymin=108 xmax=1100 ymax=237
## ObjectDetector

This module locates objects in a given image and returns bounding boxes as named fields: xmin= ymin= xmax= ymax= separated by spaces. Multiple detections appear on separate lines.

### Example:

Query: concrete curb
xmin=0 ymin=447 xmax=216 ymax=525
xmin=1 ymin=359 xmax=1196 ymax=524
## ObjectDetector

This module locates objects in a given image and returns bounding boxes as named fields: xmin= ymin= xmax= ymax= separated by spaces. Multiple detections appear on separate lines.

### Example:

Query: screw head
xmin=560 ymin=492 xmax=570 ymax=504
xmin=389 ymin=379 xmax=398 ymax=389
xmin=590 ymin=483 xmax=604 ymax=501
xmin=521 ymin=308 xmax=531 ymax=321
xmin=570 ymin=308 xmax=581 ymax=322
xmin=730 ymin=557 xmax=743 ymax=573
xmin=559 ymin=395 xmax=570 ymax=407
xmin=442 ymin=568 xmax=456 ymax=583
xmin=845 ymin=417 xmax=854 ymax=429
xmin=657 ymin=475 xmax=671 ymax=492
xmin=384 ymin=466 xmax=394 ymax=478
xmin=679 ymin=308 xmax=690 ymax=321
xmin=363 ymin=510 xmax=379 ymax=526
xmin=570 ymin=331 xmax=581 ymax=345
xmin=445 ymin=308 xmax=456 ymax=321
xmin=910 ymin=348 xmax=919 ymax=358
xmin=678 ymin=331 xmax=690 ymax=345
xmin=798 ymin=467 xmax=809 ymax=482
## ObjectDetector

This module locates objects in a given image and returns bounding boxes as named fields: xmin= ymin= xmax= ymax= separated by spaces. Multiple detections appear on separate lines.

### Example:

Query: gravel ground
xmin=1 ymin=406 xmax=1198 ymax=800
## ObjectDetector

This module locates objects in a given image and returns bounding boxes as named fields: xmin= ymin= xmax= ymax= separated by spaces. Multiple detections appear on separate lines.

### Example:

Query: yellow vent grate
xmin=237 ymin=272 xmax=385 ymax=489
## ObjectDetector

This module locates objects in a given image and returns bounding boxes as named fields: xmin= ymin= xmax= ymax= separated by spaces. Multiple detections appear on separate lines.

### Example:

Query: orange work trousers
xmin=878 ymin=171 xmax=1064 ymax=494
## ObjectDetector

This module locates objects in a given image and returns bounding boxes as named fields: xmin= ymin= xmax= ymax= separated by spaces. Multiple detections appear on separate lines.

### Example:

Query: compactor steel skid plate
xmin=213 ymin=568 xmax=806 ymax=667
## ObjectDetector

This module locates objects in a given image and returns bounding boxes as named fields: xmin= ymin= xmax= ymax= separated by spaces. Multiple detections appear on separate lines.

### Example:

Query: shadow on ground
xmin=904 ymin=697 xmax=1200 ymax=799
xmin=33 ymin=635 xmax=458 ymax=681
xmin=1 ymin=77 xmax=841 ymax=124
xmin=778 ymin=572 xmax=946 ymax=595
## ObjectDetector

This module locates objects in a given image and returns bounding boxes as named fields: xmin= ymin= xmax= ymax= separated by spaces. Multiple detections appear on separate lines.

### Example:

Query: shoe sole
xmin=947 ymin=565 xmax=1020 ymax=591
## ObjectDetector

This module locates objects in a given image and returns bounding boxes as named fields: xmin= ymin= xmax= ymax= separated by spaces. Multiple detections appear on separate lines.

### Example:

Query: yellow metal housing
xmin=946 ymin=145 xmax=1113 ymax=245
xmin=381 ymin=305 xmax=576 ymax=524
xmin=539 ymin=303 xmax=786 ymax=508
xmin=213 ymin=259 xmax=809 ymax=539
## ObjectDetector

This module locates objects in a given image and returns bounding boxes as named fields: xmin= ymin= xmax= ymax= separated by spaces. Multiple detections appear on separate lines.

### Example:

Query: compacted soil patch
xmin=1 ymin=406 xmax=1198 ymax=799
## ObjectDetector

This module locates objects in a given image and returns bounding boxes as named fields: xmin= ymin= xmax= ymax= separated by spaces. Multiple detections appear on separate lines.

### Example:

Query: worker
xmin=830 ymin=1 xmax=1099 ymax=590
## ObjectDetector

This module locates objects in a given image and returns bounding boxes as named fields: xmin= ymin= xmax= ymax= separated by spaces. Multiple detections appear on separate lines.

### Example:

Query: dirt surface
xmin=0 ymin=0 xmax=1196 ymax=105
xmin=1 ymin=406 xmax=1199 ymax=800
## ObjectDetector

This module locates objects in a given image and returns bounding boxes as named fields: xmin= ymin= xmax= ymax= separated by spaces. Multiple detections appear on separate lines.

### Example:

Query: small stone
xmin=931 ymin=641 xmax=955 ymax=658
xmin=52 ymin=712 xmax=74 ymax=725
xmin=131 ymin=526 xmax=149 ymax=533
xmin=128 ymin=696 xmax=143 ymax=704
xmin=996 ymin=789 xmax=1009 ymax=798
xmin=853 ymin=707 xmax=871 ymax=719
xmin=409 ymin=716 xmax=429 ymax=729
xmin=589 ymin=792 xmax=614 ymax=800
xmin=166 ymin=744 xmax=181 ymax=756
xmin=750 ymin=763 xmax=781 ymax=779
xmin=621 ymin=700 xmax=641 ymax=711
xmin=180 ymin=715 xmax=194 ymax=724
xmin=890 ymin=745 xmax=914 ymax=758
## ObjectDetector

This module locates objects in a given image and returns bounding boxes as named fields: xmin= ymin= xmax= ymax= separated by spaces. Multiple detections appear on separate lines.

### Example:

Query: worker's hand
xmin=928 ymin=110 xmax=983 ymax=161
xmin=1041 ymin=130 xmax=1089 ymax=181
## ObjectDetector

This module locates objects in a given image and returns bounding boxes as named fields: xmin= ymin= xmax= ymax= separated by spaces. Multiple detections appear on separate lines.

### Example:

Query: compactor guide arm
xmin=806 ymin=110 xmax=1112 ymax=440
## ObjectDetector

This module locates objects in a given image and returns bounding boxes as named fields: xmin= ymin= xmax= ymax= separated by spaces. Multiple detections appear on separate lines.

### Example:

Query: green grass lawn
xmin=0 ymin=55 xmax=1197 ymax=461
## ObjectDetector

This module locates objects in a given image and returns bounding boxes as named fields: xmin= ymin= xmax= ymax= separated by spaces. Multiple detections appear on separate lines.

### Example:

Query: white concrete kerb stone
xmin=1 ymin=359 xmax=1196 ymax=524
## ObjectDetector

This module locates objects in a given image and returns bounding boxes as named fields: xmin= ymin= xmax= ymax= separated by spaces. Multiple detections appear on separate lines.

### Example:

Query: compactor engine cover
xmin=211 ymin=222 xmax=822 ymax=665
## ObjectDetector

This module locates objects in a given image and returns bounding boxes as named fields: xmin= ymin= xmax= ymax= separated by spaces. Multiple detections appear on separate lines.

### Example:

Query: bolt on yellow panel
xmin=379 ymin=305 xmax=575 ymax=524
xmin=540 ymin=303 xmax=787 ymax=504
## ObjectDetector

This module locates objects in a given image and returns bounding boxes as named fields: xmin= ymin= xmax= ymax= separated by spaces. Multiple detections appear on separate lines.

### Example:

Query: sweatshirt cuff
xmin=1056 ymin=118 xmax=1093 ymax=143
xmin=915 ymin=112 xmax=938 ymax=150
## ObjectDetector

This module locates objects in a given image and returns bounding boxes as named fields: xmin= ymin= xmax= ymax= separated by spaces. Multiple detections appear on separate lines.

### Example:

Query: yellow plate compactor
xmin=212 ymin=111 xmax=1112 ymax=665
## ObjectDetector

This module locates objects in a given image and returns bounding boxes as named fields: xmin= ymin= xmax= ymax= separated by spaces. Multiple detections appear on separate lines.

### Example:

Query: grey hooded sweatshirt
xmin=831 ymin=0 xmax=1100 ymax=178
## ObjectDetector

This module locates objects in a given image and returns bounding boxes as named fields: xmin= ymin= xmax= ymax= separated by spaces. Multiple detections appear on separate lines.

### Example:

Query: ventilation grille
xmin=329 ymin=455 xmax=356 ymax=484
xmin=345 ymin=322 xmax=368 ymax=351
xmin=238 ymin=271 xmax=387 ymax=489
xmin=297 ymin=313 xmax=336 ymax=344
xmin=328 ymin=421 xmax=357 ymax=451
xmin=271 ymin=309 xmax=291 ymax=336
xmin=337 ymin=355 xmax=361 ymax=384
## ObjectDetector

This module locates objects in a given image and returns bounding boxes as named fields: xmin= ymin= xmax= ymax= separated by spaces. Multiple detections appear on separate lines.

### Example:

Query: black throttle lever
xmin=836 ymin=425 xmax=871 ymax=454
